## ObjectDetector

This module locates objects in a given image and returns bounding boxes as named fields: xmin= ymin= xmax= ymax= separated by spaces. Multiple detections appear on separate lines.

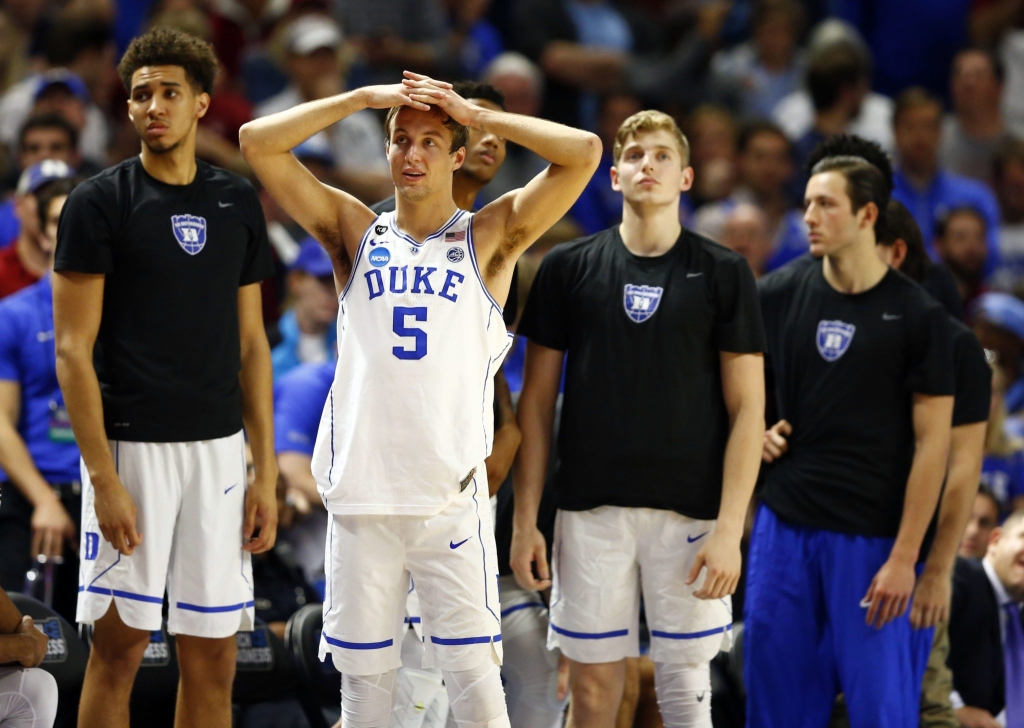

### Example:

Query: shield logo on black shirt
xmin=171 ymin=214 xmax=207 ymax=255
xmin=816 ymin=320 xmax=856 ymax=362
xmin=623 ymin=284 xmax=663 ymax=323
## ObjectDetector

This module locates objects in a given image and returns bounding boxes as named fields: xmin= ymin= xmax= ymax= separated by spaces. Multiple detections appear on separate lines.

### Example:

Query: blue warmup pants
xmin=743 ymin=505 xmax=933 ymax=728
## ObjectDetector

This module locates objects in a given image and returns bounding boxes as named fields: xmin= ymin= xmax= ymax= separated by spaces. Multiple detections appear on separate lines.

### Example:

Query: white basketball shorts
xmin=319 ymin=471 xmax=502 ymax=676
xmin=77 ymin=431 xmax=255 ymax=638
xmin=548 ymin=506 xmax=732 ymax=665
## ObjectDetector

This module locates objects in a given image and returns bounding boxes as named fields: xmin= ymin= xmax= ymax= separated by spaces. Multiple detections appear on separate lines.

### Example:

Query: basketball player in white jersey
xmin=240 ymin=73 xmax=601 ymax=727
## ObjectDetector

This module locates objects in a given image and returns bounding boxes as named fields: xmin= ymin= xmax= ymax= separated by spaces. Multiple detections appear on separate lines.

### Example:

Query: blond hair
xmin=612 ymin=110 xmax=690 ymax=166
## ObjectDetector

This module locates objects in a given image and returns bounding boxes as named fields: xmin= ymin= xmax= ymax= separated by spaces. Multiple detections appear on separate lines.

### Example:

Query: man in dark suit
xmin=948 ymin=508 xmax=1024 ymax=728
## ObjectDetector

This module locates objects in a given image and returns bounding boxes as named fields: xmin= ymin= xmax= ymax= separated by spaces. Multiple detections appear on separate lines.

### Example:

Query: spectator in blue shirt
xmin=0 ymin=176 xmax=80 ymax=624
xmin=268 ymin=238 xmax=338 ymax=381
xmin=891 ymin=88 xmax=1001 ymax=275
xmin=972 ymin=292 xmax=1024 ymax=417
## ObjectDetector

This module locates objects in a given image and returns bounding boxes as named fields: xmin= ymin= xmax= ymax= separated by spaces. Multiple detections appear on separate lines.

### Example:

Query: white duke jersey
xmin=311 ymin=209 xmax=514 ymax=515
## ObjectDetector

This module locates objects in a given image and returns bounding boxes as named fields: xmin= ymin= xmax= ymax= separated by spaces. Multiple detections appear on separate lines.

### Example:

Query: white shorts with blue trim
xmin=76 ymin=431 xmax=255 ymax=638
xmin=548 ymin=506 xmax=732 ymax=665
xmin=319 ymin=470 xmax=502 ymax=676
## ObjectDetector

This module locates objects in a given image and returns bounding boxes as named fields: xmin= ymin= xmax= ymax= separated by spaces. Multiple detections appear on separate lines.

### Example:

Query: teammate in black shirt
xmin=52 ymin=29 xmax=276 ymax=728
xmin=750 ymin=154 xmax=955 ymax=728
xmin=513 ymin=111 xmax=766 ymax=728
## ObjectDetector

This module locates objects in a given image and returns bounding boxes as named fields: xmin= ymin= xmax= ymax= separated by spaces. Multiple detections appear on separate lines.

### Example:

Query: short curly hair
xmin=117 ymin=27 xmax=217 ymax=96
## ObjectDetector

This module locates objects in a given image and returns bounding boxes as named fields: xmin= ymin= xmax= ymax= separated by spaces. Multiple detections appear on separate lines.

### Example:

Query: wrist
xmin=922 ymin=558 xmax=953 ymax=578
xmin=887 ymin=547 xmax=918 ymax=566
xmin=29 ymin=487 xmax=60 ymax=510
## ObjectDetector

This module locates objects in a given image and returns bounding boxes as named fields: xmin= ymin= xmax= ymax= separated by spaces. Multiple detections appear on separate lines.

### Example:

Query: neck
xmin=814 ymin=107 xmax=850 ymax=136
xmin=618 ymin=197 xmax=683 ymax=256
xmin=958 ymin=107 xmax=1004 ymax=138
xmin=395 ymin=192 xmax=459 ymax=242
xmin=15 ymin=234 xmax=49 ymax=277
xmin=295 ymin=306 xmax=327 ymax=336
xmin=452 ymin=173 xmax=484 ymax=212
xmin=900 ymin=163 xmax=937 ymax=190
xmin=822 ymin=234 xmax=888 ymax=294
xmin=140 ymin=135 xmax=198 ymax=186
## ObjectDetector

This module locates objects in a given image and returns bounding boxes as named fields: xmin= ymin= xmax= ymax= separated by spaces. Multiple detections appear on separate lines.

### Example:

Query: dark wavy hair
xmin=806 ymin=134 xmax=894 ymax=193
xmin=117 ymin=27 xmax=217 ymax=95
xmin=810 ymin=155 xmax=890 ymax=235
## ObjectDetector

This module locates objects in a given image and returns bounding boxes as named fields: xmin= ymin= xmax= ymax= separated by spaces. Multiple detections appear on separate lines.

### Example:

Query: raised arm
xmin=54 ymin=271 xmax=141 ymax=556
xmin=238 ymin=85 xmax=428 ymax=265
xmin=864 ymin=392 xmax=954 ymax=629
xmin=402 ymin=73 xmax=601 ymax=270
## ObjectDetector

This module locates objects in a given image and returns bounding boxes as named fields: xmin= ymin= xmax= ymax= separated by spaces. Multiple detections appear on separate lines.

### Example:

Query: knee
xmin=569 ymin=663 xmax=622 ymax=715
xmin=177 ymin=636 xmax=237 ymax=688
xmin=89 ymin=631 xmax=149 ymax=679
xmin=24 ymin=668 xmax=59 ymax=724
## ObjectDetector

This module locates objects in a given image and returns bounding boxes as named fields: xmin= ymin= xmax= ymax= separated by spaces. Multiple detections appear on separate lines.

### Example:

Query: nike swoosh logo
xmin=687 ymin=531 xmax=709 ymax=543
xmin=218 ymin=201 xmax=233 ymax=208
xmin=882 ymin=313 xmax=902 ymax=321
xmin=224 ymin=484 xmax=238 ymax=494
xmin=450 ymin=538 xmax=470 ymax=550
xmin=696 ymin=692 xmax=706 ymax=702
xmin=686 ymin=272 xmax=703 ymax=278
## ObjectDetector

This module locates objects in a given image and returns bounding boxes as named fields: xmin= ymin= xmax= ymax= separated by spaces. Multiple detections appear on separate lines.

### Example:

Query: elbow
xmin=238 ymin=122 xmax=261 ymax=161
xmin=581 ymin=132 xmax=602 ymax=168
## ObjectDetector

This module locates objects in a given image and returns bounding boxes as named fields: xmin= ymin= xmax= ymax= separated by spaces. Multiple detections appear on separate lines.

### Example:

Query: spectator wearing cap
xmin=935 ymin=206 xmax=991 ymax=306
xmin=268 ymin=238 xmax=338 ymax=381
xmin=256 ymin=14 xmax=390 ymax=203
xmin=0 ymin=176 xmax=81 ymax=625
xmin=0 ymin=114 xmax=81 ymax=250
xmin=0 ymin=160 xmax=74 ymax=300
xmin=0 ymin=16 xmax=114 ymax=167
xmin=941 ymin=48 xmax=1009 ymax=185
xmin=892 ymin=88 xmax=1002 ymax=276
xmin=972 ymin=292 xmax=1024 ymax=416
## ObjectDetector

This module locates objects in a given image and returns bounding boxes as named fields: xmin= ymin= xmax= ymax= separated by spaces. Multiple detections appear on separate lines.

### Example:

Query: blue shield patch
xmin=171 ymin=214 xmax=207 ymax=255
xmin=816 ymin=320 xmax=856 ymax=362
xmin=623 ymin=284 xmax=664 ymax=323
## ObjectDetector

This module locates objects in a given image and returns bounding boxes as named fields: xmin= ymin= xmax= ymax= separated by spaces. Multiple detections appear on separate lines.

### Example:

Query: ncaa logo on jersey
xmin=171 ymin=214 xmax=207 ymax=255
xmin=447 ymin=247 xmax=464 ymax=263
xmin=369 ymin=248 xmax=390 ymax=267
xmin=623 ymin=284 xmax=664 ymax=323
xmin=816 ymin=320 xmax=856 ymax=362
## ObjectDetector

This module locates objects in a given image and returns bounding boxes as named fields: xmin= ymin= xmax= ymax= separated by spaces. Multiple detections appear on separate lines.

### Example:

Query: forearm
xmin=924 ymin=424 xmax=986 ymax=576
xmin=716 ymin=403 xmax=764 ymax=539
xmin=0 ymin=589 xmax=22 ymax=634
xmin=540 ymin=41 xmax=628 ymax=92
xmin=240 ymin=89 xmax=370 ymax=158
xmin=0 ymin=635 xmax=30 ymax=665
xmin=55 ymin=351 xmax=116 ymax=486
xmin=278 ymin=453 xmax=322 ymax=509
xmin=468 ymin=105 xmax=600 ymax=168
xmin=892 ymin=435 xmax=950 ymax=563
xmin=240 ymin=338 xmax=277 ymax=486
xmin=0 ymin=421 xmax=57 ymax=508
xmin=512 ymin=394 xmax=554 ymax=530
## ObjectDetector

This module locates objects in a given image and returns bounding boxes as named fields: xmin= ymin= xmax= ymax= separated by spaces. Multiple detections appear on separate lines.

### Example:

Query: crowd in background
xmin=3 ymin=0 xmax=1024 ymax=726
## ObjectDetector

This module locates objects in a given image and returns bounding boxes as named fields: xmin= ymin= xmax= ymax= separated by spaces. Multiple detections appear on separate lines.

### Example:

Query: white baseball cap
xmin=289 ymin=15 xmax=343 ymax=56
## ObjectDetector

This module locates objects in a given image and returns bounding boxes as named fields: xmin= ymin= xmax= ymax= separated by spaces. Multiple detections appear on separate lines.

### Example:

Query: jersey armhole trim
xmin=338 ymin=223 xmax=375 ymax=302
xmin=467 ymin=217 xmax=503 ymax=315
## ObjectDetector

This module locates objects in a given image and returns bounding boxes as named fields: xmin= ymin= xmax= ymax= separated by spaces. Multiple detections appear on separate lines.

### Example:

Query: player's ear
xmin=680 ymin=166 xmax=695 ymax=193
xmin=195 ymin=91 xmax=211 ymax=120
xmin=610 ymin=164 xmax=621 ymax=192
xmin=452 ymin=145 xmax=466 ymax=171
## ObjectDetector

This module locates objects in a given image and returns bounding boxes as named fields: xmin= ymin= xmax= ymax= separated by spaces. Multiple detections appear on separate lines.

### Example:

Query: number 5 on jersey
xmin=393 ymin=306 xmax=427 ymax=360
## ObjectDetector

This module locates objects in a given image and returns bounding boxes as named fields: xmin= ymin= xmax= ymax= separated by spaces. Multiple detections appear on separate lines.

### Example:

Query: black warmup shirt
xmin=758 ymin=259 xmax=955 ymax=537
xmin=518 ymin=226 xmax=766 ymax=518
xmin=951 ymin=317 xmax=991 ymax=427
xmin=54 ymin=157 xmax=274 ymax=442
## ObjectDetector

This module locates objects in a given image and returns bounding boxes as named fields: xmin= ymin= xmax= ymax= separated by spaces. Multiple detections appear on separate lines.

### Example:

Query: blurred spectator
xmin=0 ymin=15 xmax=115 ymax=168
xmin=831 ymin=0 xmax=973 ymax=101
xmin=717 ymin=202 xmax=773 ymax=278
xmin=0 ymin=176 xmax=80 ymax=625
xmin=256 ymin=15 xmax=391 ymax=202
xmin=336 ymin=0 xmax=461 ymax=85
xmin=711 ymin=0 xmax=806 ymax=120
xmin=947 ymin=509 xmax=1024 ymax=728
xmin=0 ymin=160 xmax=74 ymax=300
xmin=960 ymin=485 xmax=1003 ymax=559
xmin=693 ymin=120 xmax=807 ymax=271
xmin=4 ymin=0 xmax=50 ymax=62
xmin=941 ymin=48 xmax=1009 ymax=184
xmin=935 ymin=206 xmax=991 ymax=305
xmin=993 ymin=138 xmax=1024 ymax=293
xmin=477 ymin=52 xmax=548 ymax=206
xmin=210 ymin=0 xmax=290 ymax=90
xmin=685 ymin=104 xmax=737 ymax=207
xmin=892 ymin=88 xmax=1001 ymax=272
xmin=772 ymin=21 xmax=894 ymax=154
xmin=570 ymin=92 xmax=643 ymax=235
xmin=983 ymin=363 xmax=1024 ymax=512
xmin=273 ymin=360 xmax=334 ymax=591
xmin=973 ymin=292 xmax=1024 ymax=416
xmin=0 ymin=114 xmax=80 ymax=249
xmin=0 ymin=10 xmax=31 ymax=96
xmin=268 ymin=238 xmax=338 ymax=380
xmin=444 ymin=0 xmax=504 ymax=78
